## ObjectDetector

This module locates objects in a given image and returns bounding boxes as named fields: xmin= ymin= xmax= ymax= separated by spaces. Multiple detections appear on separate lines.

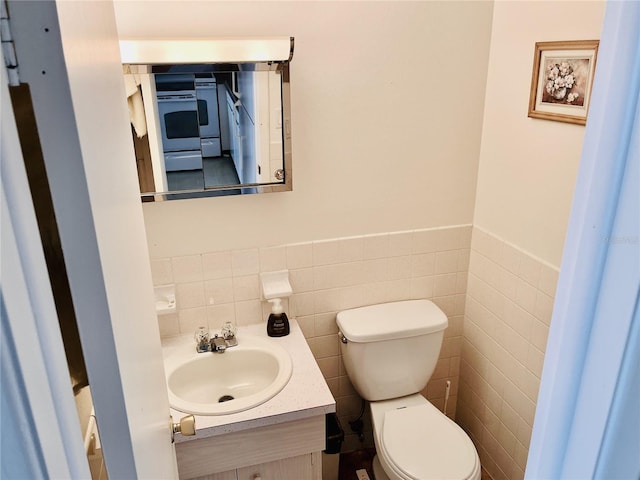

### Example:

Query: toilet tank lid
xmin=336 ymin=300 xmax=448 ymax=343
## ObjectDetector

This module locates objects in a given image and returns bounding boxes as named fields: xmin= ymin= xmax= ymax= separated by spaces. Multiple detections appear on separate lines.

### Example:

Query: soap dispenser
xmin=267 ymin=298 xmax=290 ymax=337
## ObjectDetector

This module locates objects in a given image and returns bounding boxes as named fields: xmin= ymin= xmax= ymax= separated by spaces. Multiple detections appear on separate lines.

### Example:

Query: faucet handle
xmin=221 ymin=321 xmax=236 ymax=340
xmin=194 ymin=326 xmax=211 ymax=353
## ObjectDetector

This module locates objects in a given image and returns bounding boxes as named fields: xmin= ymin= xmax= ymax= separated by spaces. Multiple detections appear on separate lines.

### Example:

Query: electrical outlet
xmin=356 ymin=469 xmax=371 ymax=480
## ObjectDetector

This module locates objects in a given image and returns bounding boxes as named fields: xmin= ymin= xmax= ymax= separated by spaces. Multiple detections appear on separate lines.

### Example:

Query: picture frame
xmin=528 ymin=40 xmax=599 ymax=126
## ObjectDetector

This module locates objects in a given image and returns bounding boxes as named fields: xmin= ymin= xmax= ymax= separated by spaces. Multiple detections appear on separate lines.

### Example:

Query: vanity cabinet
xmin=199 ymin=453 xmax=320 ymax=480
xmin=176 ymin=415 xmax=324 ymax=480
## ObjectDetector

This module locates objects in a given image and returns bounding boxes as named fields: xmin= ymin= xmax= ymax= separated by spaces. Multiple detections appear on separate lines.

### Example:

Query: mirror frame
xmin=120 ymin=38 xmax=293 ymax=201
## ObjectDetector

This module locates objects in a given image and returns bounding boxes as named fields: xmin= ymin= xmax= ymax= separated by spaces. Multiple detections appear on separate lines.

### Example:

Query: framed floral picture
xmin=528 ymin=40 xmax=599 ymax=125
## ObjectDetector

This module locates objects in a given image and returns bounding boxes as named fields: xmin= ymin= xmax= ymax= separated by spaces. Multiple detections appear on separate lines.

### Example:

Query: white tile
xmin=206 ymin=303 xmax=236 ymax=331
xmin=388 ymin=255 xmax=412 ymax=280
xmin=296 ymin=315 xmax=315 ymax=338
xmin=434 ymin=273 xmax=458 ymax=296
xmin=388 ymin=231 xmax=414 ymax=256
xmin=456 ymin=272 xmax=468 ymax=294
xmin=515 ymin=279 xmax=537 ymax=313
xmin=339 ymin=285 xmax=366 ymax=310
xmin=515 ymin=417 xmax=533 ymax=447
xmin=171 ymin=255 xmax=203 ymax=283
xmin=291 ymin=292 xmax=314 ymax=317
xmin=203 ymin=251 xmax=232 ymax=280
xmin=178 ymin=307 xmax=207 ymax=334
xmin=204 ymin=278 xmax=234 ymax=305
xmin=176 ymin=282 xmax=205 ymax=309
xmin=459 ymin=225 xmax=473 ymax=249
xmin=231 ymin=249 xmax=259 ymax=276
xmin=157 ymin=313 xmax=179 ymax=338
xmin=232 ymin=275 xmax=260 ymax=301
xmin=530 ymin=318 xmax=550 ymax=352
xmin=525 ymin=345 xmax=545 ymax=378
xmin=234 ymin=299 xmax=262 ymax=325
xmin=534 ymin=290 xmax=555 ymax=326
xmin=433 ymin=295 xmax=456 ymax=317
xmin=454 ymin=294 xmax=467 ymax=316
xmin=338 ymin=237 xmax=364 ymax=263
xmin=412 ymin=229 xmax=438 ymax=254
xmin=457 ymin=249 xmax=471 ymax=272
xmin=518 ymin=254 xmax=542 ymax=287
xmin=341 ymin=262 xmax=364 ymax=286
xmin=150 ymin=258 xmax=173 ymax=285
xmin=498 ymin=268 xmax=518 ymax=300
xmin=476 ymin=229 xmax=503 ymax=264
xmin=259 ymin=246 xmax=287 ymax=272
xmin=410 ymin=276 xmax=434 ymax=299
xmin=500 ymin=243 xmax=521 ymax=274
xmin=435 ymin=227 xmax=462 ymax=251
xmin=313 ymin=239 xmax=340 ymax=266
xmin=307 ymin=334 xmax=339 ymax=359
xmin=315 ymin=312 xmax=339 ymax=336
xmin=314 ymin=288 xmax=341 ymax=314
xmin=363 ymin=233 xmax=389 ymax=259
xmin=412 ymin=253 xmax=435 ymax=277
xmin=362 ymin=258 xmax=388 ymax=283
xmin=313 ymin=264 xmax=343 ymax=290
xmin=289 ymin=268 xmax=314 ymax=293
xmin=503 ymin=301 xmax=533 ymax=340
xmin=502 ymin=326 xmax=529 ymax=365
xmin=286 ymin=242 xmax=313 ymax=269
xmin=538 ymin=264 xmax=560 ymax=297
xmin=436 ymin=250 xmax=460 ymax=274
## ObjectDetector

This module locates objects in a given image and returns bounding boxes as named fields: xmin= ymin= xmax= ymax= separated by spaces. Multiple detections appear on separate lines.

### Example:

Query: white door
xmin=7 ymin=1 xmax=178 ymax=477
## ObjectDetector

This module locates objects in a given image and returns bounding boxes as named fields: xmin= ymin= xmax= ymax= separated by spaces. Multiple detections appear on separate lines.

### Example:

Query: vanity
xmin=161 ymin=320 xmax=335 ymax=479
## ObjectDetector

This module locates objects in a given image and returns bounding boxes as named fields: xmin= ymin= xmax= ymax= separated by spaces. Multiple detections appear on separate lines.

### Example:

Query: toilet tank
xmin=336 ymin=300 xmax=448 ymax=401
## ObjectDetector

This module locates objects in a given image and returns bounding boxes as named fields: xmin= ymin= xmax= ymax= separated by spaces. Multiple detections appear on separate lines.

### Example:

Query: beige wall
xmin=462 ymin=2 xmax=605 ymax=479
xmin=473 ymin=0 xmax=605 ymax=267
xmin=113 ymin=1 xmax=493 ymax=258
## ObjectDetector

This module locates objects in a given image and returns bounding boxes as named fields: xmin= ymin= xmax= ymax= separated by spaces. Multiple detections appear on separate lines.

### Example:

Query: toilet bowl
xmin=369 ymin=395 xmax=480 ymax=480
xmin=336 ymin=300 xmax=481 ymax=480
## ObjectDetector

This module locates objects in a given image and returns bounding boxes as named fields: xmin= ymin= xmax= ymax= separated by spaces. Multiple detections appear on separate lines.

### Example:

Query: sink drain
xmin=218 ymin=395 xmax=234 ymax=403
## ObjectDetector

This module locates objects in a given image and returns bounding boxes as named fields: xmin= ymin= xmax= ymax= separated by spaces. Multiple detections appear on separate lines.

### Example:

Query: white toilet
xmin=337 ymin=300 xmax=481 ymax=480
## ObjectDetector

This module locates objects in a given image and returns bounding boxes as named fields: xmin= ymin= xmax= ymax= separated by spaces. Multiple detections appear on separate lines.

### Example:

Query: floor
xmin=338 ymin=448 xmax=493 ymax=480
xmin=166 ymin=154 xmax=240 ymax=192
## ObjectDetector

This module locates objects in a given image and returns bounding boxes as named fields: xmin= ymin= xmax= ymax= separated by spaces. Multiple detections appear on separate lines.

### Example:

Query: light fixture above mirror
xmin=120 ymin=37 xmax=293 ymax=201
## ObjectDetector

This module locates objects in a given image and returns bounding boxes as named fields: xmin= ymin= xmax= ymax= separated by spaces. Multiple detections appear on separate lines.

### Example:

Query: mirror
xmin=122 ymin=41 xmax=292 ymax=201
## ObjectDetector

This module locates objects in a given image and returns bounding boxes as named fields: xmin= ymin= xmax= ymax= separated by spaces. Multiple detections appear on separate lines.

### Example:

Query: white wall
xmin=473 ymin=0 xmax=606 ymax=267
xmin=113 ymin=1 xmax=494 ymax=258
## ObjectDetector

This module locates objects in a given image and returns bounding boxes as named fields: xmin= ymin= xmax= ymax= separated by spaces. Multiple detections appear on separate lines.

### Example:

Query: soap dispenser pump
xmin=267 ymin=298 xmax=290 ymax=337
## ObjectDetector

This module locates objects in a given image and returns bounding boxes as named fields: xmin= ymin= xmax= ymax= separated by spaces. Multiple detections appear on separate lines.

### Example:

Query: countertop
xmin=161 ymin=319 xmax=336 ymax=443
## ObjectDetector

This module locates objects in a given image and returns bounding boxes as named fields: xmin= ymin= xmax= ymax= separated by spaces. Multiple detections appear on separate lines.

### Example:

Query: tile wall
xmin=150 ymin=225 xmax=472 ymax=452
xmin=457 ymin=227 xmax=559 ymax=480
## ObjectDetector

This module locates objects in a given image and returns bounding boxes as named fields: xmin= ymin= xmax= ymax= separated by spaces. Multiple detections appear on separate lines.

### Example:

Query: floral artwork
xmin=542 ymin=58 xmax=591 ymax=106
xmin=528 ymin=41 xmax=599 ymax=125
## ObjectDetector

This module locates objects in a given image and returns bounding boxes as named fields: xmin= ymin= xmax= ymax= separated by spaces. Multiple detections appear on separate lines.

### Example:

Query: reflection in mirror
xmin=124 ymin=61 xmax=292 ymax=201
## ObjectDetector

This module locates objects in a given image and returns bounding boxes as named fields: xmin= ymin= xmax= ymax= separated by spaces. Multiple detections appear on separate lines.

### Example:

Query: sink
xmin=164 ymin=335 xmax=293 ymax=415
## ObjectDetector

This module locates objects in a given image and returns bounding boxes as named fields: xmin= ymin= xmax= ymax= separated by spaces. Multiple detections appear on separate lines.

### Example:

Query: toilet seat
xmin=379 ymin=404 xmax=478 ymax=480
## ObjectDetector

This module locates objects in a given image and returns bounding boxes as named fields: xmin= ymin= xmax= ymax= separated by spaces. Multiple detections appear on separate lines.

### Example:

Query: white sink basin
xmin=164 ymin=335 xmax=293 ymax=415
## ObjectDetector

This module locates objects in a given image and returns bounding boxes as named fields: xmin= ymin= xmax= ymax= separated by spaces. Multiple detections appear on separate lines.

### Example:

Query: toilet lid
xmin=380 ymin=405 xmax=477 ymax=480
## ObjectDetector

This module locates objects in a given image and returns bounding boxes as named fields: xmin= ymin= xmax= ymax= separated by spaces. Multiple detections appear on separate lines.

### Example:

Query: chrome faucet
xmin=210 ymin=335 xmax=227 ymax=353
xmin=195 ymin=323 xmax=238 ymax=353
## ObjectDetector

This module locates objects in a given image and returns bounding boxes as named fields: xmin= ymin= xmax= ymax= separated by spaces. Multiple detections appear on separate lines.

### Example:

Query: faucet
xmin=195 ymin=322 xmax=238 ymax=353
xmin=210 ymin=335 xmax=227 ymax=353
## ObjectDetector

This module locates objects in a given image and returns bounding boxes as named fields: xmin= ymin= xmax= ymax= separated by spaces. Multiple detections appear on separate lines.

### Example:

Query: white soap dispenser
xmin=266 ymin=298 xmax=290 ymax=337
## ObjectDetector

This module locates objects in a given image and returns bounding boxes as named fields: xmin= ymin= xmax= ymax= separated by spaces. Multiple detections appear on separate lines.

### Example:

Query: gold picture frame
xmin=528 ymin=40 xmax=599 ymax=126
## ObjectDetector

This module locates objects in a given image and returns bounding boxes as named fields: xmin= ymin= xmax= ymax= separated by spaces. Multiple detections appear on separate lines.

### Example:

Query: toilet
xmin=337 ymin=300 xmax=481 ymax=480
